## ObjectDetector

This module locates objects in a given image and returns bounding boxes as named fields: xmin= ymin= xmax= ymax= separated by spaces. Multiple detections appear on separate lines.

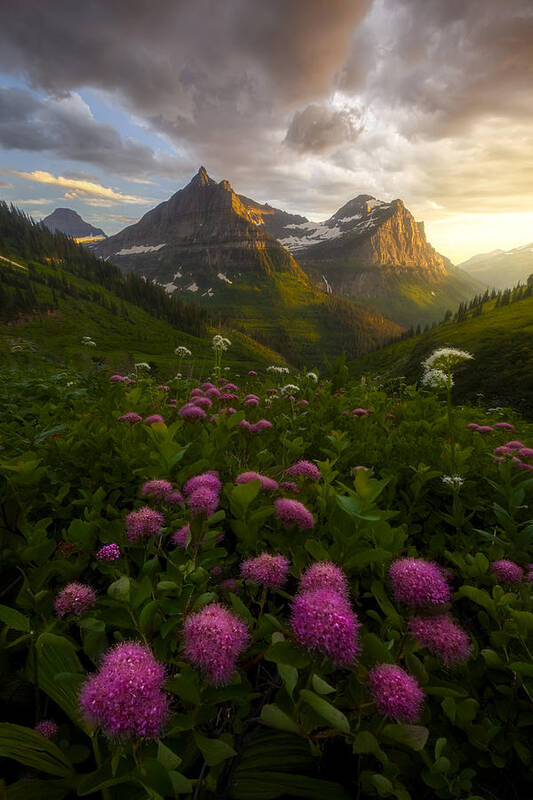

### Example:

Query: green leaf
xmin=299 ymin=690 xmax=350 ymax=734
xmin=0 ymin=723 xmax=73 ymax=777
xmin=194 ymin=732 xmax=237 ymax=766
xmin=353 ymin=731 xmax=388 ymax=764
xmin=77 ymin=760 xmax=135 ymax=795
xmin=157 ymin=741 xmax=182 ymax=771
xmin=510 ymin=661 xmax=533 ymax=678
xmin=107 ymin=575 xmax=130 ymax=602
xmin=228 ymin=591 xmax=254 ymax=626
xmin=371 ymin=773 xmax=394 ymax=796
xmin=370 ymin=580 xmax=402 ymax=626
xmin=312 ymin=674 xmax=335 ymax=695
xmin=278 ymin=663 xmax=298 ymax=698
xmin=35 ymin=633 xmax=86 ymax=727
xmin=169 ymin=771 xmax=193 ymax=794
xmin=304 ymin=539 xmax=330 ymax=561
xmin=265 ymin=641 xmax=310 ymax=669
xmin=456 ymin=586 xmax=498 ymax=621
xmin=134 ymin=758 xmax=174 ymax=796
xmin=229 ymin=480 xmax=261 ymax=517
xmin=6 ymin=778 xmax=72 ymax=799
xmin=260 ymin=704 xmax=301 ymax=734
xmin=382 ymin=724 xmax=429 ymax=751
xmin=0 ymin=603 xmax=30 ymax=632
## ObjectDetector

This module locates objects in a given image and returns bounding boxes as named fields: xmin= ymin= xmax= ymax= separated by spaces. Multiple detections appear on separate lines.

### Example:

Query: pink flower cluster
xmin=236 ymin=471 xmax=278 ymax=491
xmin=144 ymin=414 xmax=165 ymax=425
xmin=389 ymin=558 xmax=451 ymax=607
xmin=109 ymin=374 xmax=127 ymax=383
xmin=55 ymin=583 xmax=96 ymax=617
xmin=493 ymin=440 xmax=533 ymax=471
xmin=80 ymin=642 xmax=169 ymax=739
xmin=125 ymin=507 xmax=164 ymax=541
xmin=274 ymin=498 xmax=314 ymax=530
xmin=243 ymin=394 xmax=260 ymax=408
xmin=183 ymin=603 xmax=249 ymax=684
xmin=368 ymin=664 xmax=424 ymax=722
xmin=491 ymin=559 xmax=524 ymax=584
xmin=299 ymin=562 xmax=349 ymax=599
xmin=240 ymin=553 xmax=290 ymax=589
xmin=141 ymin=479 xmax=173 ymax=499
xmin=35 ymin=720 xmax=59 ymax=739
xmin=179 ymin=403 xmax=207 ymax=421
xmin=285 ymin=460 xmax=321 ymax=481
xmin=409 ymin=616 xmax=470 ymax=665
xmin=96 ymin=543 xmax=121 ymax=562
xmin=117 ymin=412 xmax=142 ymax=424
xmin=239 ymin=419 xmax=273 ymax=433
xmin=183 ymin=471 xmax=221 ymax=517
xmin=172 ymin=524 xmax=190 ymax=548
xmin=290 ymin=588 xmax=360 ymax=666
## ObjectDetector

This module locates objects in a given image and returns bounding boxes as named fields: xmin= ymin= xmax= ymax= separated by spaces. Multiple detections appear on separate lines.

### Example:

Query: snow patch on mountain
xmin=115 ymin=243 xmax=167 ymax=255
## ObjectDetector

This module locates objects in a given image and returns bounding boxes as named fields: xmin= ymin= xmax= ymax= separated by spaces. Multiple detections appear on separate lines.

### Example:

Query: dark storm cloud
xmin=285 ymin=105 xmax=362 ymax=154
xmin=0 ymin=87 xmax=184 ymax=178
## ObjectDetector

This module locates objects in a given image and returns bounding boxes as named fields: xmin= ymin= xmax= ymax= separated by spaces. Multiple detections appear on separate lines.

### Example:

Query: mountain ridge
xmin=42 ymin=207 xmax=106 ymax=240
xmin=458 ymin=242 xmax=533 ymax=289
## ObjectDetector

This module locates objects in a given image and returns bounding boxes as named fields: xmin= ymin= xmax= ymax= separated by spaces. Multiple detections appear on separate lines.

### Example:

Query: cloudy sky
xmin=0 ymin=0 xmax=532 ymax=262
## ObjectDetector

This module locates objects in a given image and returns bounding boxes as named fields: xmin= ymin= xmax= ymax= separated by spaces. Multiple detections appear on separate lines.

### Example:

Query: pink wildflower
xmin=274 ymin=498 xmax=314 ymax=530
xmin=190 ymin=388 xmax=204 ymax=398
xmin=172 ymin=525 xmax=190 ymax=548
xmin=240 ymin=553 xmax=290 ymax=589
xmin=183 ymin=471 xmax=221 ymax=496
xmin=109 ymin=374 xmax=126 ymax=383
xmin=368 ymin=664 xmax=424 ymax=722
xmin=220 ymin=578 xmax=239 ymax=593
xmin=285 ymin=460 xmax=321 ymax=481
xmin=187 ymin=486 xmax=219 ymax=517
xmin=409 ymin=616 xmax=470 ymax=665
xmin=141 ymin=479 xmax=173 ymax=499
xmin=205 ymin=387 xmax=221 ymax=399
xmin=55 ymin=583 xmax=96 ymax=617
xmin=35 ymin=720 xmax=59 ymax=739
xmin=504 ymin=440 xmax=524 ymax=450
xmin=117 ymin=412 xmax=142 ymax=424
xmin=243 ymin=397 xmax=259 ymax=407
xmin=125 ymin=507 xmax=164 ymax=542
xmin=466 ymin=423 xmax=480 ymax=430
xmin=156 ymin=385 xmax=170 ymax=391
xmin=389 ymin=558 xmax=451 ymax=607
xmin=493 ymin=422 xmax=515 ymax=431
xmin=290 ymin=589 xmax=360 ymax=665
xmin=192 ymin=396 xmax=213 ymax=410
xmin=248 ymin=370 xmax=258 ymax=376
xmin=201 ymin=382 xmax=216 ymax=391
xmin=518 ymin=447 xmax=533 ymax=460
xmin=299 ymin=562 xmax=349 ymax=599
xmin=223 ymin=383 xmax=239 ymax=392
xmin=80 ymin=642 xmax=168 ymax=739
xmin=96 ymin=543 xmax=121 ymax=562
xmin=491 ymin=559 xmax=523 ymax=584
xmin=179 ymin=403 xmax=206 ymax=421
xmin=183 ymin=603 xmax=249 ymax=684
xmin=475 ymin=425 xmax=494 ymax=434
xmin=279 ymin=481 xmax=299 ymax=494
xmin=144 ymin=414 xmax=165 ymax=425
xmin=236 ymin=471 xmax=279 ymax=491
xmin=251 ymin=419 xmax=272 ymax=433
xmin=165 ymin=490 xmax=184 ymax=504
xmin=352 ymin=408 xmax=369 ymax=416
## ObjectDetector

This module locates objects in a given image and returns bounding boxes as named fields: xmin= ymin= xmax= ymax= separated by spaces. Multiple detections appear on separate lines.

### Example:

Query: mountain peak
xmin=190 ymin=165 xmax=215 ymax=187
xmin=42 ymin=207 xmax=106 ymax=239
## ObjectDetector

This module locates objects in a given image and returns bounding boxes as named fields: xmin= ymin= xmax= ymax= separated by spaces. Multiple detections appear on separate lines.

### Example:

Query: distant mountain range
xmin=94 ymin=167 xmax=480 ymax=327
xmin=42 ymin=208 xmax=106 ymax=241
xmin=458 ymin=243 xmax=533 ymax=289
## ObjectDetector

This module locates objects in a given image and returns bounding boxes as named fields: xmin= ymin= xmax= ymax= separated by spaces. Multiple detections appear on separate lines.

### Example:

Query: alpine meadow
xmin=1 ymin=2 xmax=533 ymax=799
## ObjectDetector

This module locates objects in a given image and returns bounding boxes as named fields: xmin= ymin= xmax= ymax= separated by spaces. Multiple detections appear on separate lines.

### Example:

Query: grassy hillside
xmin=0 ymin=257 xmax=286 ymax=377
xmin=349 ymin=293 xmax=533 ymax=413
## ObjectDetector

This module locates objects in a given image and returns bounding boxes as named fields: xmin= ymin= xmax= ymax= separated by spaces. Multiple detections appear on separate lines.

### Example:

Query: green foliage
xmin=0 ymin=357 xmax=533 ymax=798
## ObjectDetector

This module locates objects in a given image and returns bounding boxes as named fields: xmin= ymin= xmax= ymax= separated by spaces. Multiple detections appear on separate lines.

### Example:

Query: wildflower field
xmin=1 ymin=344 xmax=533 ymax=800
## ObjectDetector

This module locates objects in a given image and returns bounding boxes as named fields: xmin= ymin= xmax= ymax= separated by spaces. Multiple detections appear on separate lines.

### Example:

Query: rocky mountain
xmin=95 ymin=167 xmax=302 ymax=291
xmin=458 ymin=243 xmax=533 ymax=289
xmin=42 ymin=208 xmax=106 ymax=240
xmin=94 ymin=168 xmax=402 ymax=363
xmin=244 ymin=193 xmax=482 ymax=327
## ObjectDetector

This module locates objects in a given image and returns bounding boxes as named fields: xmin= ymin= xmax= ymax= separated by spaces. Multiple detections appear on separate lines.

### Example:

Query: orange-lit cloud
xmin=10 ymin=170 xmax=148 ymax=204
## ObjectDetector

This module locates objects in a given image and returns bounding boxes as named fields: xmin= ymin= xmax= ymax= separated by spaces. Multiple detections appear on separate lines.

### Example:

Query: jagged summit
xmin=190 ymin=165 xmax=216 ymax=187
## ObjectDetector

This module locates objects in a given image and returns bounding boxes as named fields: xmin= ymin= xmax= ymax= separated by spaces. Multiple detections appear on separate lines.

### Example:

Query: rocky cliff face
xmin=95 ymin=167 xmax=302 ymax=294
xmin=42 ymin=208 xmax=106 ymax=239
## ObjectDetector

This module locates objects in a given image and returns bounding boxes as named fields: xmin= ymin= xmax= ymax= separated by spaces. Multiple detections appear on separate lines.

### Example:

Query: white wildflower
xmin=421 ymin=369 xmax=451 ymax=390
xmin=212 ymin=335 xmax=231 ymax=352
xmin=306 ymin=372 xmax=318 ymax=382
xmin=267 ymin=365 xmax=289 ymax=374
xmin=423 ymin=347 xmax=473 ymax=372
xmin=82 ymin=338 xmax=96 ymax=347
xmin=280 ymin=384 xmax=300 ymax=394
xmin=134 ymin=362 xmax=151 ymax=371
xmin=442 ymin=475 xmax=464 ymax=488
xmin=175 ymin=346 xmax=192 ymax=358
xmin=10 ymin=345 xmax=24 ymax=352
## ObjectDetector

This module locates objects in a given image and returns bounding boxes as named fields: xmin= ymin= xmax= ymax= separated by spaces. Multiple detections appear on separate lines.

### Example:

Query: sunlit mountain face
xmin=0 ymin=0 xmax=531 ymax=263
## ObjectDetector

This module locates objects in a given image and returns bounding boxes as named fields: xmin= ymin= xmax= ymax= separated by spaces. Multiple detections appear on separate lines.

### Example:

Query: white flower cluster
xmin=10 ymin=345 xmax=24 ymax=352
xmin=423 ymin=347 xmax=473 ymax=372
xmin=442 ymin=475 xmax=464 ymax=488
xmin=306 ymin=372 xmax=318 ymax=382
xmin=421 ymin=369 xmax=451 ymax=390
xmin=81 ymin=336 xmax=96 ymax=347
xmin=212 ymin=335 xmax=231 ymax=352
xmin=134 ymin=362 xmax=151 ymax=371
xmin=175 ymin=346 xmax=192 ymax=358
xmin=281 ymin=384 xmax=300 ymax=394
xmin=267 ymin=365 xmax=289 ymax=374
